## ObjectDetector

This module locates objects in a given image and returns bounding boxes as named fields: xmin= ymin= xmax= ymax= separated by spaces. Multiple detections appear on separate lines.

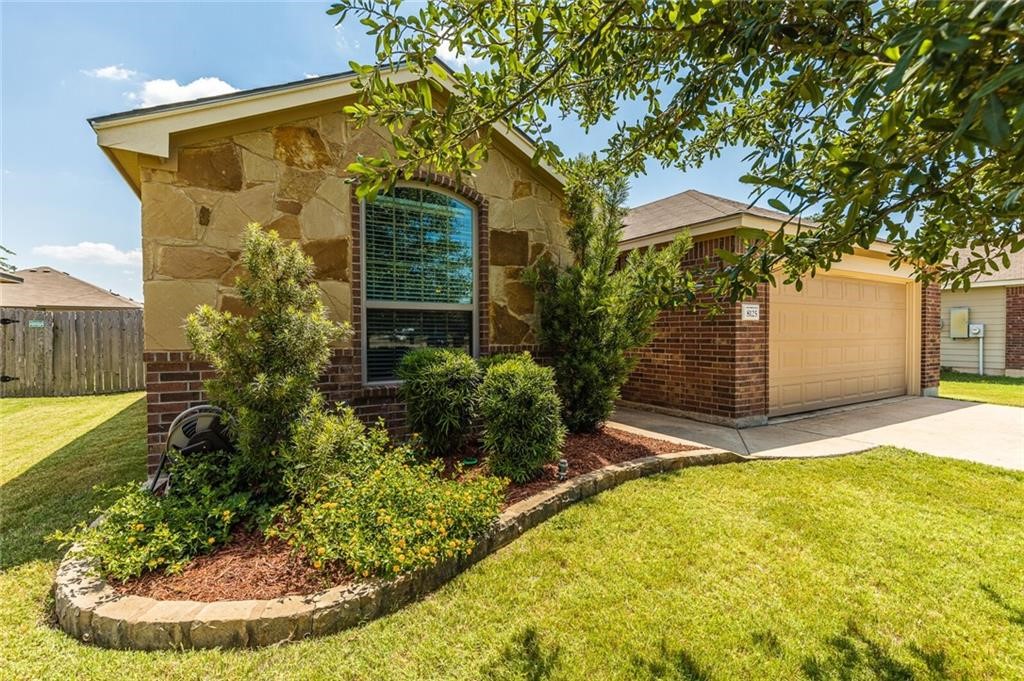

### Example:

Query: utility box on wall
xmin=949 ymin=306 xmax=970 ymax=339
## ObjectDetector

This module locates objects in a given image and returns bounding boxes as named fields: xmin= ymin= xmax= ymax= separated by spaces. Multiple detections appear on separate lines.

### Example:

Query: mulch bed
xmin=501 ymin=426 xmax=691 ymax=505
xmin=114 ymin=425 xmax=691 ymax=602
xmin=113 ymin=531 xmax=351 ymax=602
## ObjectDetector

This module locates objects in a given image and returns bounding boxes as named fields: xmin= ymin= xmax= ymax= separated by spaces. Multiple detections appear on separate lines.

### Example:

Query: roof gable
xmin=89 ymin=61 xmax=564 ymax=196
xmin=623 ymin=189 xmax=800 ymax=243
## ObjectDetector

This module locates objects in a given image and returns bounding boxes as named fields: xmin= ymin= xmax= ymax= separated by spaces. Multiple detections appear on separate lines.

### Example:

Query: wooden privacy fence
xmin=0 ymin=308 xmax=145 ymax=397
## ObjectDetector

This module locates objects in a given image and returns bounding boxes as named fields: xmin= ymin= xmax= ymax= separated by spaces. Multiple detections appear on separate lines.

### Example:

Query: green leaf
xmin=715 ymin=249 xmax=740 ymax=265
xmin=735 ymin=228 xmax=768 ymax=242
xmin=767 ymin=198 xmax=790 ymax=213
xmin=983 ymin=95 xmax=1009 ymax=146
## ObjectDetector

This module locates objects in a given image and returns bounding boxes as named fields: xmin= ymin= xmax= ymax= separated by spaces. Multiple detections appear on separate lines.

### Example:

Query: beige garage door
xmin=770 ymin=274 xmax=908 ymax=416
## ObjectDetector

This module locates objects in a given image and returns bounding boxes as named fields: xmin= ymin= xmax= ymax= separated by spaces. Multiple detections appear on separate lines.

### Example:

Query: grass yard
xmin=2 ymin=395 xmax=1023 ymax=679
xmin=939 ymin=369 xmax=1024 ymax=407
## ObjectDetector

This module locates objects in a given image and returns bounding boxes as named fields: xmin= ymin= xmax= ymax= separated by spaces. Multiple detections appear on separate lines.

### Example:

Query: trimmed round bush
xmin=397 ymin=348 xmax=481 ymax=457
xmin=479 ymin=355 xmax=566 ymax=482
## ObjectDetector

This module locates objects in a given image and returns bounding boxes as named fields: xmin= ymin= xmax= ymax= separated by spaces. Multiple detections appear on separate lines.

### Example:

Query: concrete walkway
xmin=611 ymin=396 xmax=1024 ymax=470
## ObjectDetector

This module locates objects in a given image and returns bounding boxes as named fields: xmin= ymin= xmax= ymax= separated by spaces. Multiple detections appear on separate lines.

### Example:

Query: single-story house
xmin=1 ymin=267 xmax=143 ymax=397
xmin=88 ymin=63 xmax=569 ymax=472
xmin=940 ymin=250 xmax=1023 ymax=377
xmin=89 ymin=64 xmax=942 ymax=472
xmin=618 ymin=190 xmax=940 ymax=425
xmin=1 ymin=266 xmax=141 ymax=310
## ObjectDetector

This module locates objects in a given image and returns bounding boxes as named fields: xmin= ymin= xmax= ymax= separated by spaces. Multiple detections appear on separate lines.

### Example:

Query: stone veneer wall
xmin=139 ymin=112 xmax=567 ymax=472
xmin=920 ymin=283 xmax=942 ymax=392
xmin=1006 ymin=286 xmax=1024 ymax=375
xmin=620 ymin=235 xmax=770 ymax=425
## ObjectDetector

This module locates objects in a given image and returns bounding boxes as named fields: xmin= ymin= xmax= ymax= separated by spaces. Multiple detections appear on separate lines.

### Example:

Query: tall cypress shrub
xmin=526 ymin=162 xmax=695 ymax=432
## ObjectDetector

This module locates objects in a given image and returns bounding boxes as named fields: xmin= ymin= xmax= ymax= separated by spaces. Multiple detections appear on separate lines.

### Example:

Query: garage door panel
xmin=770 ymin=275 xmax=908 ymax=416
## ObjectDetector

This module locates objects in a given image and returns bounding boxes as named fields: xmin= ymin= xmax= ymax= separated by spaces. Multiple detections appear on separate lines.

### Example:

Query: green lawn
xmin=939 ymin=369 xmax=1024 ymax=407
xmin=2 ymin=395 xmax=1023 ymax=679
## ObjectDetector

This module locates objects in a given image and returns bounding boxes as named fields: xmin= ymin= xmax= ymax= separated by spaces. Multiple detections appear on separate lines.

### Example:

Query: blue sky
xmin=1 ymin=2 xmax=757 ymax=302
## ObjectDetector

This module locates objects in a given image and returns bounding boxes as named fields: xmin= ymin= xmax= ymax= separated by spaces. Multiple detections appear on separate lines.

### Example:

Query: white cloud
xmin=127 ymin=77 xmax=238 ymax=108
xmin=304 ymin=73 xmax=320 ymax=79
xmin=32 ymin=242 xmax=142 ymax=267
xmin=83 ymin=65 xmax=137 ymax=81
xmin=436 ymin=40 xmax=485 ymax=67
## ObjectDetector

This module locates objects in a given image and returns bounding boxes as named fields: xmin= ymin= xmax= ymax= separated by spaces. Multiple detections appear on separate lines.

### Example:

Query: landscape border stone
xmin=53 ymin=447 xmax=743 ymax=650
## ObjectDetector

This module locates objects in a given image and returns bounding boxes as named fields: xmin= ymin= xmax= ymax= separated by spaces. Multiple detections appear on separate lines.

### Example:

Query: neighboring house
xmin=1 ymin=266 xmax=140 ymax=310
xmin=89 ymin=64 xmax=568 ymax=472
xmin=940 ymin=250 xmax=1024 ymax=377
xmin=0 ymin=267 xmax=144 ymax=396
xmin=618 ymin=190 xmax=941 ymax=425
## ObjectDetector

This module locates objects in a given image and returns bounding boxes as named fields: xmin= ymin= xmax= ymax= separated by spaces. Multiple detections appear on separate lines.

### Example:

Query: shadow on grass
xmin=0 ymin=397 xmax=146 ymax=569
xmin=482 ymin=626 xmax=562 ymax=681
xmin=630 ymin=639 xmax=712 ymax=681
xmin=801 ymin=620 xmax=954 ymax=681
xmin=980 ymin=582 xmax=1024 ymax=628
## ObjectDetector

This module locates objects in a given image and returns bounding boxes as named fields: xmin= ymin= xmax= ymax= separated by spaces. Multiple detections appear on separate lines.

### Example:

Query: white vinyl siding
xmin=940 ymin=287 xmax=1007 ymax=375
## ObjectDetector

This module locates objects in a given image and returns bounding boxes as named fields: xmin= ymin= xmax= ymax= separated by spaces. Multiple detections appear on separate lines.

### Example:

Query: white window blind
xmin=363 ymin=186 xmax=475 ymax=382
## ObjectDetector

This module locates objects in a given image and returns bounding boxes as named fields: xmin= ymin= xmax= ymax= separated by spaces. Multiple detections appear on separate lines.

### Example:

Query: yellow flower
xmin=313 ymin=560 xmax=322 ymax=569
xmin=207 ymin=537 xmax=216 ymax=545
xmin=323 ymin=502 xmax=338 ymax=510
xmin=316 ymin=547 xmax=326 ymax=556
xmin=393 ymin=565 xmax=401 ymax=573
xmin=133 ymin=523 xmax=145 ymax=532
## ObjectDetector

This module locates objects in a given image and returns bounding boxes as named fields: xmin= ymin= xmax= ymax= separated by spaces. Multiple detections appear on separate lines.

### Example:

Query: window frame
xmin=360 ymin=183 xmax=479 ymax=386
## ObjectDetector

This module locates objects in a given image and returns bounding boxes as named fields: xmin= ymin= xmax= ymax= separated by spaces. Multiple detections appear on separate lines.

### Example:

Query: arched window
xmin=362 ymin=185 xmax=476 ymax=382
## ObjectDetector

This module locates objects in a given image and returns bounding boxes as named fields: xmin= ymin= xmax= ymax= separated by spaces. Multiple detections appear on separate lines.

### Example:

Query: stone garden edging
xmin=53 ymin=447 xmax=743 ymax=650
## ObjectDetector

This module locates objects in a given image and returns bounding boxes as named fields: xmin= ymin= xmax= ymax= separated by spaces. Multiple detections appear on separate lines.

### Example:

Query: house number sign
xmin=741 ymin=303 xmax=760 ymax=321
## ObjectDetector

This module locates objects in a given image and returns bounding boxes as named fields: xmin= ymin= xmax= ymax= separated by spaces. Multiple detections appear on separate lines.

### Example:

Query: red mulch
xmin=113 ymin=531 xmax=351 ymax=602
xmin=501 ymin=425 xmax=692 ymax=506
xmin=114 ymin=426 xmax=690 ymax=602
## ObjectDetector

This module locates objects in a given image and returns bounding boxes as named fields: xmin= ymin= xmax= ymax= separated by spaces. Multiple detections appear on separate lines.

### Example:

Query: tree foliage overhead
xmin=330 ymin=0 xmax=1023 ymax=294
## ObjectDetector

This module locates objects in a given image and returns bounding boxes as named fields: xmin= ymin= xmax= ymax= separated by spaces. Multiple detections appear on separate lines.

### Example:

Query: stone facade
xmin=1006 ymin=286 xmax=1024 ymax=376
xmin=621 ymin=235 xmax=770 ymax=426
xmin=139 ymin=110 xmax=567 ymax=471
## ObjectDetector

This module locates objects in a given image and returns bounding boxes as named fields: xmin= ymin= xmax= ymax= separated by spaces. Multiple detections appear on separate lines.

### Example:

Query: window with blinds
xmin=363 ymin=186 xmax=475 ymax=382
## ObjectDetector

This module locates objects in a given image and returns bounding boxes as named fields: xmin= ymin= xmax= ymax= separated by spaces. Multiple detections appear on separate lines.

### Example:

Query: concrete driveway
xmin=612 ymin=396 xmax=1024 ymax=470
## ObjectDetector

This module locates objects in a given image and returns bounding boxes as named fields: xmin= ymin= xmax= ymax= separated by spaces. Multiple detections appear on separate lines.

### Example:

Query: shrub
xmin=50 ymin=453 xmax=250 ymax=580
xmin=270 ymin=444 xmax=505 ymax=577
xmin=186 ymin=224 xmax=351 ymax=499
xmin=479 ymin=356 xmax=566 ymax=482
xmin=280 ymin=394 xmax=371 ymax=498
xmin=477 ymin=351 xmax=532 ymax=373
xmin=526 ymin=162 xmax=694 ymax=432
xmin=397 ymin=347 xmax=481 ymax=457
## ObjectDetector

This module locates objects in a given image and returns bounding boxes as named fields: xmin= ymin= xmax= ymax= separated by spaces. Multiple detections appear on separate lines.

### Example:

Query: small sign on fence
xmin=27 ymin=319 xmax=46 ymax=329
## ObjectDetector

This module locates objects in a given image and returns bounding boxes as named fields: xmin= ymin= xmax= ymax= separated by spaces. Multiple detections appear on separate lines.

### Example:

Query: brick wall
xmin=1006 ymin=286 xmax=1024 ymax=372
xmin=620 ymin=235 xmax=770 ymax=424
xmin=920 ymin=283 xmax=941 ymax=392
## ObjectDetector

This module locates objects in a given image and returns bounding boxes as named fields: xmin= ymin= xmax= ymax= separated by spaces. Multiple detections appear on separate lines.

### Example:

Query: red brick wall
xmin=920 ymin=283 xmax=941 ymax=391
xmin=1006 ymin=286 xmax=1024 ymax=371
xmin=620 ymin=236 xmax=770 ymax=423
xmin=143 ymin=173 xmax=543 ymax=476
